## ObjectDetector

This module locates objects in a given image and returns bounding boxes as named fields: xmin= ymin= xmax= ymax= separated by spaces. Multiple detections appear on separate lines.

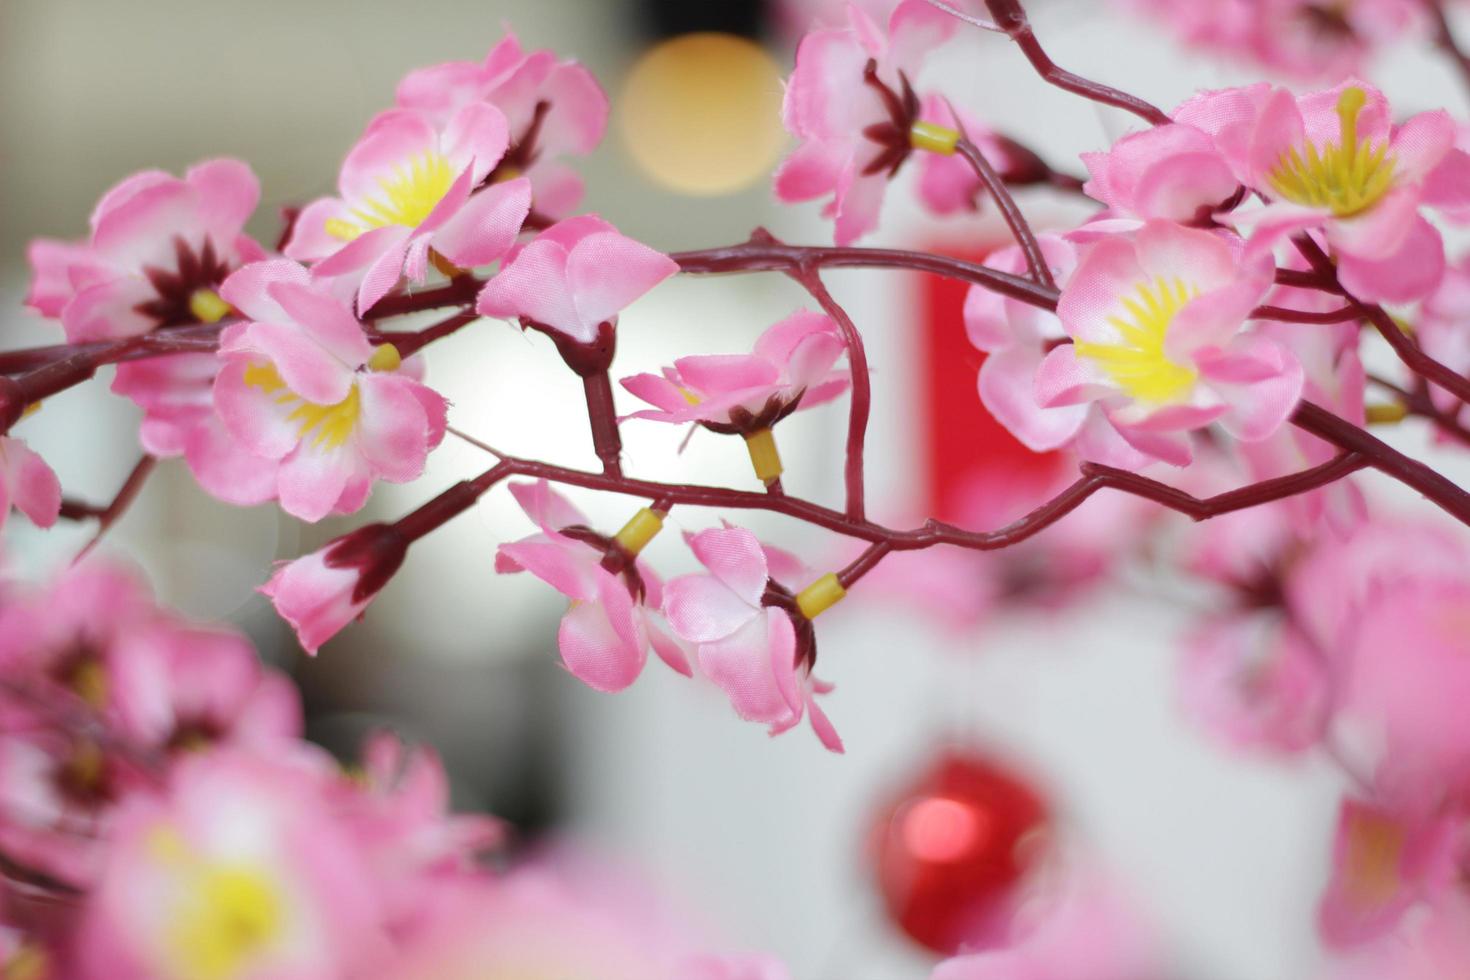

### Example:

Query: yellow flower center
xmin=1341 ymin=807 xmax=1405 ymax=910
xmin=148 ymin=828 xmax=285 ymax=980
xmin=243 ymin=344 xmax=402 ymax=452
xmin=2 ymin=944 xmax=49 ymax=980
xmin=1074 ymin=277 xmax=1199 ymax=404
xmin=325 ymin=150 xmax=456 ymax=241
xmin=1268 ymin=87 xmax=1396 ymax=217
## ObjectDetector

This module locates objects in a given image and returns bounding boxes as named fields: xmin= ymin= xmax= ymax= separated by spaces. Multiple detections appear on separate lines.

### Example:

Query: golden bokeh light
xmin=618 ymin=32 xmax=786 ymax=196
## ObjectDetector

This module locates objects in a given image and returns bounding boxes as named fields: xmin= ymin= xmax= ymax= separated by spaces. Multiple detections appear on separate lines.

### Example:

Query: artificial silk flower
xmin=662 ymin=526 xmax=843 ymax=752
xmin=1116 ymin=0 xmax=1424 ymax=82
xmin=1195 ymin=80 xmax=1470 ymax=303
xmin=25 ymin=159 xmax=265 ymax=342
xmin=0 ymin=436 xmax=61 ymax=533
xmin=476 ymin=215 xmax=679 ymax=350
xmin=1318 ymin=796 xmax=1459 ymax=947
xmin=285 ymin=104 xmax=531 ymax=313
xmin=1035 ymin=220 xmax=1298 ymax=467
xmin=212 ymin=261 xmax=448 ymax=522
xmin=775 ymin=0 xmax=956 ymax=244
xmin=495 ymin=480 xmax=691 ymax=692
xmin=261 ymin=523 xmax=410 ymax=655
xmin=914 ymin=95 xmax=1029 ymax=217
xmin=75 ymin=750 xmax=386 ymax=980
xmin=1417 ymin=255 xmax=1470 ymax=432
xmin=962 ymin=235 xmax=1099 ymax=456
xmin=620 ymin=310 xmax=850 ymax=428
xmin=1080 ymin=122 xmax=1240 ymax=229
xmin=396 ymin=30 xmax=609 ymax=218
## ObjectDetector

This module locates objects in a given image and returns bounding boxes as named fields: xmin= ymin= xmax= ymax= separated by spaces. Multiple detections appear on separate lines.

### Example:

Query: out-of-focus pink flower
xmin=212 ymin=261 xmax=448 ymax=522
xmin=1418 ymin=254 xmax=1470 ymax=432
xmin=662 ymin=526 xmax=843 ymax=752
xmin=75 ymin=750 xmax=386 ymax=980
xmin=1202 ymin=80 xmax=1470 ymax=303
xmin=261 ymin=522 xmax=410 ymax=655
xmin=1336 ymin=583 xmax=1470 ymax=803
xmin=25 ymin=160 xmax=265 ymax=342
xmin=963 ymin=235 xmax=1095 ymax=456
xmin=0 ymin=437 xmax=61 ymax=532
xmin=932 ymin=870 xmax=1163 ymax=980
xmin=1318 ymin=796 xmax=1460 ymax=948
xmin=1330 ymin=897 xmax=1470 ymax=980
xmin=496 ymin=480 xmax=691 ymax=692
xmin=1116 ymin=0 xmax=1424 ymax=82
xmin=285 ymin=106 xmax=530 ymax=313
xmin=775 ymin=0 xmax=956 ymax=244
xmin=621 ymin=310 xmax=849 ymax=429
xmin=476 ymin=215 xmax=678 ymax=356
xmin=1036 ymin=221 xmax=1295 ymax=467
xmin=396 ymin=31 xmax=609 ymax=219
xmin=1081 ymin=123 xmax=1240 ymax=228
xmin=108 ymin=623 xmax=301 ymax=751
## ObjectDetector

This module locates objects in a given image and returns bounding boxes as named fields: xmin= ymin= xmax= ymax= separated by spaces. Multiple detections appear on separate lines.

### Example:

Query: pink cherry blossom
xmin=1330 ymin=898 xmax=1470 ymax=980
xmin=775 ymin=0 xmax=956 ymax=244
xmin=1318 ymin=796 xmax=1460 ymax=947
xmin=0 ymin=437 xmax=61 ymax=532
xmin=476 ymin=215 xmax=678 ymax=353
xmin=75 ymin=749 xmax=386 ymax=980
xmin=621 ymin=310 xmax=850 ymax=429
xmin=1211 ymin=80 xmax=1470 ymax=303
xmin=1418 ymin=254 xmax=1470 ymax=432
xmin=963 ymin=235 xmax=1100 ymax=456
xmin=1080 ymin=122 xmax=1240 ymax=228
xmin=1116 ymin=0 xmax=1424 ymax=81
xmin=1035 ymin=220 xmax=1297 ymax=467
xmin=212 ymin=260 xmax=448 ymax=522
xmin=662 ymin=526 xmax=842 ymax=752
xmin=932 ymin=870 xmax=1163 ymax=980
xmin=396 ymin=31 xmax=609 ymax=219
xmin=260 ymin=523 xmax=410 ymax=655
xmin=24 ymin=160 xmax=265 ymax=342
xmin=285 ymin=105 xmax=531 ymax=313
xmin=495 ymin=480 xmax=691 ymax=692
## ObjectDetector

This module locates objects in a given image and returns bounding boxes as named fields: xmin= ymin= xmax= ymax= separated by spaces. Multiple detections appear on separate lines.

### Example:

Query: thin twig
xmin=953 ymin=127 xmax=1055 ymax=289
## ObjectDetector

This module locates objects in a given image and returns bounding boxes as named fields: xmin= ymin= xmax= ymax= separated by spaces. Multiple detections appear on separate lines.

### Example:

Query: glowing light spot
xmin=902 ymin=797 xmax=988 ymax=863
xmin=1269 ymin=87 xmax=1395 ymax=217
xmin=188 ymin=289 xmax=232 ymax=324
xmin=244 ymin=362 xmax=360 ymax=451
xmin=166 ymin=864 xmax=284 ymax=980
xmin=327 ymin=150 xmax=457 ymax=240
xmin=618 ymin=33 xmax=785 ymax=196
xmin=1075 ymin=277 xmax=1199 ymax=404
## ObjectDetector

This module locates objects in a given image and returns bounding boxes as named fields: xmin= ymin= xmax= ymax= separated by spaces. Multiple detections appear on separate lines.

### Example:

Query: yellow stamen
xmin=167 ymin=865 xmax=284 ymax=980
xmin=2 ymin=943 xmax=49 ymax=980
xmin=243 ymin=362 xmax=361 ymax=451
xmin=743 ymin=428 xmax=783 ymax=486
xmin=910 ymin=121 xmax=961 ymax=155
xmin=678 ymin=387 xmax=702 ymax=406
xmin=1342 ymin=807 xmax=1406 ymax=910
xmin=613 ymin=507 xmax=664 ymax=556
xmin=20 ymin=401 xmax=42 ymax=420
xmin=1074 ymin=277 xmax=1199 ymax=404
xmin=66 ymin=658 xmax=108 ymax=709
xmin=188 ymin=289 xmax=232 ymax=324
xmin=326 ymin=150 xmax=457 ymax=241
xmin=796 ymin=572 xmax=846 ymax=620
xmin=1268 ymin=86 xmax=1396 ymax=217
xmin=366 ymin=343 xmax=401 ymax=373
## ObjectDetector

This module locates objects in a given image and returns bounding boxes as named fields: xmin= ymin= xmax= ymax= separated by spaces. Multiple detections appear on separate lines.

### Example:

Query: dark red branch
xmin=582 ymin=371 xmax=625 ymax=478
xmin=790 ymin=265 xmax=870 ymax=522
xmin=954 ymin=133 xmax=1054 ymax=289
xmin=60 ymin=455 xmax=158 ymax=559
xmin=980 ymin=0 xmax=1172 ymax=126
xmin=1252 ymin=305 xmax=1361 ymax=324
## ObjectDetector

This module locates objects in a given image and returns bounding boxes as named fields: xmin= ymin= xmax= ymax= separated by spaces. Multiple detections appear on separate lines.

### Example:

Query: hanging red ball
xmin=868 ymin=747 xmax=1051 ymax=955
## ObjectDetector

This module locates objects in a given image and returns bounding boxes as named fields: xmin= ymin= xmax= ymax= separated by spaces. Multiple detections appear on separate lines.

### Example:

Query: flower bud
xmin=260 ymin=524 xmax=408 ymax=655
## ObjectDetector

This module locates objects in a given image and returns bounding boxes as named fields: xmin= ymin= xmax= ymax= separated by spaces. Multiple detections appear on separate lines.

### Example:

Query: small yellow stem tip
xmin=743 ymin=428 xmax=783 ymax=486
xmin=910 ymin=121 xmax=961 ymax=155
xmin=796 ymin=572 xmax=846 ymax=620
xmin=367 ymin=344 xmax=402 ymax=373
xmin=1365 ymin=402 xmax=1409 ymax=425
xmin=188 ymin=288 xmax=232 ymax=324
xmin=613 ymin=507 xmax=664 ymax=556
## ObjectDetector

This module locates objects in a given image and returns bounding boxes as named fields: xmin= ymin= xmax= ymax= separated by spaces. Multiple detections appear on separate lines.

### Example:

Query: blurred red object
xmin=916 ymin=244 xmax=1065 ymax=524
xmin=870 ymin=747 xmax=1050 ymax=955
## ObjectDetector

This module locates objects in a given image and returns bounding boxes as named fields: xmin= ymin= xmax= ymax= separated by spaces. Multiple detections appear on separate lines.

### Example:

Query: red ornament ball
xmin=868 ymin=748 xmax=1051 ymax=955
